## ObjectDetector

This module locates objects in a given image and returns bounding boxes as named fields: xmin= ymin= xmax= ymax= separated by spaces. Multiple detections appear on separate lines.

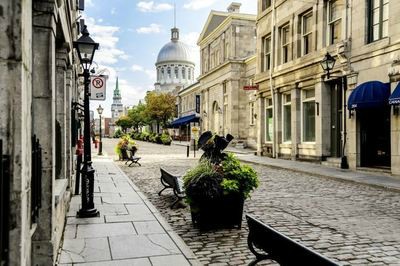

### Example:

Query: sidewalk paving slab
xmin=57 ymin=157 xmax=200 ymax=265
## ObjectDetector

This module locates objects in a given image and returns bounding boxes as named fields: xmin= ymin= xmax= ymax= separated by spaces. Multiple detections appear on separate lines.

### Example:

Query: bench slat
xmin=246 ymin=215 xmax=340 ymax=266
xmin=159 ymin=168 xmax=185 ymax=208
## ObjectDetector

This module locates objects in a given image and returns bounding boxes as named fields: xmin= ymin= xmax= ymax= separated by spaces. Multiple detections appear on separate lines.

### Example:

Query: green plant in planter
xmin=115 ymin=135 xmax=138 ymax=159
xmin=161 ymin=133 xmax=172 ymax=145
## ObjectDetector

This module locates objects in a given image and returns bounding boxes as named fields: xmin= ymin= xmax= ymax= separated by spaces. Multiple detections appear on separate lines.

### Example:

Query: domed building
xmin=155 ymin=27 xmax=195 ymax=93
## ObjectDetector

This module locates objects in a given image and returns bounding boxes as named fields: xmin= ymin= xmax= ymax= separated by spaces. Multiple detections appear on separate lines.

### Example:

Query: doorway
xmin=358 ymin=107 xmax=391 ymax=168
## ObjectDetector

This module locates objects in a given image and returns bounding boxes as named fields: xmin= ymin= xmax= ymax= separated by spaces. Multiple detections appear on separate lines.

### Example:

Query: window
xmin=283 ymin=94 xmax=291 ymax=142
xmin=262 ymin=35 xmax=271 ymax=71
xmin=174 ymin=67 xmax=179 ymax=79
xmin=262 ymin=0 xmax=272 ymax=11
xmin=302 ymin=89 xmax=315 ymax=142
xmin=161 ymin=68 xmax=164 ymax=78
xmin=368 ymin=0 xmax=389 ymax=42
xmin=328 ymin=0 xmax=342 ymax=45
xmin=250 ymin=102 xmax=255 ymax=125
xmin=167 ymin=67 xmax=171 ymax=79
xmin=225 ymin=42 xmax=230 ymax=59
xmin=182 ymin=68 xmax=186 ymax=79
xmin=280 ymin=24 xmax=290 ymax=64
xmin=302 ymin=11 xmax=313 ymax=55
xmin=188 ymin=68 xmax=191 ymax=80
xmin=265 ymin=98 xmax=273 ymax=142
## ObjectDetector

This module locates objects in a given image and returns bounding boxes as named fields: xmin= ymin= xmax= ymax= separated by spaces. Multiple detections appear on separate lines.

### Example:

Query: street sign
xmin=90 ymin=75 xmax=106 ymax=100
xmin=195 ymin=95 xmax=201 ymax=113
xmin=244 ymin=85 xmax=259 ymax=90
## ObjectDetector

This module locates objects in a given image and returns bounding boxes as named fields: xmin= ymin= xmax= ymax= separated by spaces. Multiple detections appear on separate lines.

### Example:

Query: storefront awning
xmin=348 ymin=81 xmax=390 ymax=110
xmin=170 ymin=114 xmax=199 ymax=128
xmin=389 ymin=83 xmax=400 ymax=105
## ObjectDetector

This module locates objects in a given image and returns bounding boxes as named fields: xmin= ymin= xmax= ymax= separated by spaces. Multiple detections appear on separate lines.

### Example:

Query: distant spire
xmin=114 ymin=77 xmax=120 ymax=97
xmin=174 ymin=1 xmax=176 ymax=28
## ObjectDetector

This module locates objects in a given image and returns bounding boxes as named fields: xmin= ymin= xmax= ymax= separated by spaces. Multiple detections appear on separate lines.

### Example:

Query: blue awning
xmin=348 ymin=81 xmax=390 ymax=110
xmin=389 ymin=83 xmax=400 ymax=105
xmin=170 ymin=114 xmax=199 ymax=127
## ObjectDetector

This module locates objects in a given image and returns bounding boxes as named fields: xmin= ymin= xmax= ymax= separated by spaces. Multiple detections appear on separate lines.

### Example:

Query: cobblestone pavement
xmin=103 ymin=138 xmax=400 ymax=266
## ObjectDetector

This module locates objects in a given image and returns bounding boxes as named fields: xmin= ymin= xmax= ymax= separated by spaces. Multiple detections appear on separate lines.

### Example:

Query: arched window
xmin=175 ymin=67 xmax=179 ymax=79
xmin=182 ymin=67 xmax=186 ymax=79
xmin=161 ymin=68 xmax=165 ymax=79
xmin=188 ymin=68 xmax=191 ymax=80
xmin=167 ymin=67 xmax=171 ymax=79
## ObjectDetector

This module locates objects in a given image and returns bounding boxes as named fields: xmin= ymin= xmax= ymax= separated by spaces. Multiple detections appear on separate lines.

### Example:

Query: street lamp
xmin=320 ymin=52 xmax=336 ymax=79
xmin=73 ymin=25 xmax=100 ymax=218
xmin=320 ymin=52 xmax=349 ymax=170
xmin=97 ymin=105 xmax=104 ymax=156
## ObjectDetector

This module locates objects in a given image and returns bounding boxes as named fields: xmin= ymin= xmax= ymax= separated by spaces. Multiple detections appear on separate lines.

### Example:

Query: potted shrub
xmin=183 ymin=131 xmax=259 ymax=229
xmin=115 ymin=135 xmax=137 ymax=160
xmin=161 ymin=133 xmax=172 ymax=145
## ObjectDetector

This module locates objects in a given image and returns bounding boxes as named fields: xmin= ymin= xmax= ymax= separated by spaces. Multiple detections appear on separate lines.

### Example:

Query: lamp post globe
xmin=320 ymin=52 xmax=336 ymax=79
xmin=73 ymin=25 xmax=100 ymax=218
xmin=97 ymin=105 xmax=104 ymax=156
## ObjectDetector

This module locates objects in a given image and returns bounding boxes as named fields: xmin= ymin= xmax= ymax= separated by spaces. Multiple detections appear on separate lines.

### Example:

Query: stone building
xmin=0 ymin=0 xmax=86 ymax=264
xmin=155 ymin=28 xmax=195 ymax=93
xmin=255 ymin=0 xmax=400 ymax=174
xmin=197 ymin=3 xmax=258 ymax=148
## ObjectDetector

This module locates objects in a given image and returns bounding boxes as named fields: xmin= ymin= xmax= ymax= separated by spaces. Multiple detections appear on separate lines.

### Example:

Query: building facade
xmin=255 ymin=0 xmax=400 ymax=173
xmin=155 ymin=28 xmax=196 ymax=93
xmin=0 ymin=0 xmax=84 ymax=264
xmin=197 ymin=3 xmax=258 ymax=148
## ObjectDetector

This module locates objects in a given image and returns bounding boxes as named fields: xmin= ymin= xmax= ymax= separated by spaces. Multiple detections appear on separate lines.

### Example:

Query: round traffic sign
xmin=92 ymin=77 xmax=104 ymax=89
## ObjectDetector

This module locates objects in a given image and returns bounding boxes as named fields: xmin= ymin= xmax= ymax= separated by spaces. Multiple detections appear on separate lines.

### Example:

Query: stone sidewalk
xmin=57 ymin=157 xmax=200 ymax=266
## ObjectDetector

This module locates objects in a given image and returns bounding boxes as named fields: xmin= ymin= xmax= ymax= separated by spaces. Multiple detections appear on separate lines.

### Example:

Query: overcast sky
xmin=86 ymin=0 xmax=257 ymax=117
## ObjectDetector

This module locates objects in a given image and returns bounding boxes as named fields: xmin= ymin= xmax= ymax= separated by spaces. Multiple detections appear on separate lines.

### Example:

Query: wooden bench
xmin=158 ymin=168 xmax=185 ymax=208
xmin=121 ymin=149 xmax=141 ymax=167
xmin=246 ymin=215 xmax=340 ymax=266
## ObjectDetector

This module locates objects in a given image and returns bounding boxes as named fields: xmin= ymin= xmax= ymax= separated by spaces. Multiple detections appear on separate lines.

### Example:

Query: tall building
xmin=110 ymin=77 xmax=124 ymax=136
xmin=255 ymin=0 xmax=400 ymax=174
xmin=155 ymin=27 xmax=196 ymax=94
xmin=197 ymin=2 xmax=258 ymax=148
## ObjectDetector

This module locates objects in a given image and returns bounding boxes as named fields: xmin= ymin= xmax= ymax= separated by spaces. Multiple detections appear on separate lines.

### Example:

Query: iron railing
xmin=0 ymin=139 xmax=10 ymax=266
xmin=31 ymin=136 xmax=42 ymax=224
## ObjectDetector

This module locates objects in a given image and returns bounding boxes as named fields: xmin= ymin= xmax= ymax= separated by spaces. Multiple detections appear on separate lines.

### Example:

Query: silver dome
xmin=156 ymin=40 xmax=194 ymax=65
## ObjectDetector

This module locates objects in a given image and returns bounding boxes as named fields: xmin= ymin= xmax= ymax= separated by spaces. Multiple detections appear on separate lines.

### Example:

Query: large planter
xmin=190 ymin=193 xmax=244 ymax=230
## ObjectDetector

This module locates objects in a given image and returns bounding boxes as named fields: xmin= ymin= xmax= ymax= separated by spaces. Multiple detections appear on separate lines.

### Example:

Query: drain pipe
xmin=270 ymin=0 xmax=277 ymax=158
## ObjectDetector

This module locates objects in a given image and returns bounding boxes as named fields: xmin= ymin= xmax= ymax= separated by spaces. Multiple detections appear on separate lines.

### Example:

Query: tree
xmin=144 ymin=91 xmax=176 ymax=131
xmin=115 ymin=115 xmax=132 ymax=132
xmin=127 ymin=102 xmax=150 ymax=131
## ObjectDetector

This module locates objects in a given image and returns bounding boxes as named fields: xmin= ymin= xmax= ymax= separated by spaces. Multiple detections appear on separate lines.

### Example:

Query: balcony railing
xmin=31 ymin=136 xmax=42 ymax=224
xmin=0 ymin=139 xmax=10 ymax=266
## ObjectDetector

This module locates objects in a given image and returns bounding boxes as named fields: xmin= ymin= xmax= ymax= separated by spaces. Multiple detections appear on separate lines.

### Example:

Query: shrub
xmin=113 ymin=129 xmax=123 ymax=138
xmin=161 ymin=133 xmax=172 ymax=145
xmin=114 ymin=135 xmax=138 ymax=158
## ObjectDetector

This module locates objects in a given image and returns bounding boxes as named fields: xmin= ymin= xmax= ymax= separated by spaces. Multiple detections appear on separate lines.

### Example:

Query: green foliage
xmin=184 ymin=152 xmax=259 ymax=204
xmin=144 ymin=91 xmax=176 ymax=129
xmin=113 ymin=129 xmax=123 ymax=138
xmin=115 ymin=135 xmax=137 ymax=157
xmin=115 ymin=116 xmax=132 ymax=132
xmin=221 ymin=153 xmax=259 ymax=199
xmin=160 ymin=133 xmax=172 ymax=145
xmin=127 ymin=102 xmax=150 ymax=129
xmin=183 ymin=161 xmax=223 ymax=204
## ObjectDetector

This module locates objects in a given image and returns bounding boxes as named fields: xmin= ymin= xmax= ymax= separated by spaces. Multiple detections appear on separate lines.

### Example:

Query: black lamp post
xmin=74 ymin=25 xmax=100 ymax=218
xmin=97 ymin=105 xmax=104 ymax=156
xmin=320 ymin=52 xmax=349 ymax=169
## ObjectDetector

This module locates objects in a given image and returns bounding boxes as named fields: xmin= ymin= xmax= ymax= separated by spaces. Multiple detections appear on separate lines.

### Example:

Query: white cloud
xmin=131 ymin=64 xmax=144 ymax=72
xmin=131 ymin=64 xmax=157 ymax=80
xmin=137 ymin=1 xmax=173 ymax=12
xmin=85 ymin=0 xmax=94 ymax=7
xmin=136 ymin=23 xmax=162 ymax=34
xmin=183 ymin=0 xmax=216 ymax=10
xmin=84 ymin=17 xmax=128 ymax=65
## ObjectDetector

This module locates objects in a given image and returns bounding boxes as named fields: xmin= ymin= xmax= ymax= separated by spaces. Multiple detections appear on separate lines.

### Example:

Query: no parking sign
xmin=90 ymin=75 xmax=106 ymax=100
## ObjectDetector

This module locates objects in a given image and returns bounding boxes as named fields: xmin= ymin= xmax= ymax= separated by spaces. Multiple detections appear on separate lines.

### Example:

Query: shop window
xmin=368 ymin=0 xmax=389 ymax=42
xmin=283 ymin=94 xmax=292 ymax=142
xmin=302 ymin=89 xmax=315 ymax=142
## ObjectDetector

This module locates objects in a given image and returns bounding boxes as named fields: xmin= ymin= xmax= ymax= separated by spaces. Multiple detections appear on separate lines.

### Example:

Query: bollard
xmin=187 ymin=145 xmax=189 ymax=157
xmin=193 ymin=140 xmax=196 ymax=158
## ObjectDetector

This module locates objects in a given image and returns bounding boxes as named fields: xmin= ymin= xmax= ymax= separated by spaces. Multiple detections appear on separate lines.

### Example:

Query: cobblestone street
xmin=103 ymin=138 xmax=400 ymax=266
